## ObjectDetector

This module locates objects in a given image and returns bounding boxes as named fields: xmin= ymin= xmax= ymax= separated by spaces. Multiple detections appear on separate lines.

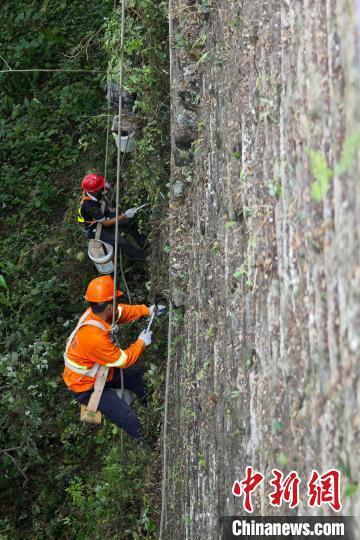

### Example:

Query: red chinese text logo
xmin=232 ymin=466 xmax=265 ymax=513
xmin=232 ymin=468 xmax=342 ymax=512
xmin=307 ymin=469 xmax=342 ymax=512
xmin=269 ymin=469 xmax=301 ymax=509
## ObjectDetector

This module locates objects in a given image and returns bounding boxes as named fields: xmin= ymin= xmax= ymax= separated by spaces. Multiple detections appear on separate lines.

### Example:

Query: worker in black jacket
xmin=78 ymin=173 xmax=147 ymax=261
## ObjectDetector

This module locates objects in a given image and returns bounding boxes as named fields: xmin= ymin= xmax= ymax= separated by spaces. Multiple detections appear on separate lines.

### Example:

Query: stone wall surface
xmin=164 ymin=1 xmax=360 ymax=538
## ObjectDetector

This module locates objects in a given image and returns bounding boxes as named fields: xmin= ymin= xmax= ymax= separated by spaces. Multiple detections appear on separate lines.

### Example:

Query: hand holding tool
xmin=138 ymin=329 xmax=153 ymax=346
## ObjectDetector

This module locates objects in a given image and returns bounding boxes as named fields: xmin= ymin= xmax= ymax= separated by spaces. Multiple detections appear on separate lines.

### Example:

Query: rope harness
xmin=64 ymin=309 xmax=107 ymax=378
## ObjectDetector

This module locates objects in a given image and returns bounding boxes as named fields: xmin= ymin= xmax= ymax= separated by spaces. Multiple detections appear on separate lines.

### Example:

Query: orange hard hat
xmin=85 ymin=276 xmax=124 ymax=303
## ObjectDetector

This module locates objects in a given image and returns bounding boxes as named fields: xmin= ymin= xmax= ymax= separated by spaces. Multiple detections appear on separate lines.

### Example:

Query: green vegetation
xmin=268 ymin=177 xmax=281 ymax=199
xmin=272 ymin=420 xmax=283 ymax=433
xmin=309 ymin=132 xmax=360 ymax=202
xmin=0 ymin=1 xmax=169 ymax=538
xmin=308 ymin=149 xmax=332 ymax=202
xmin=339 ymin=458 xmax=359 ymax=501
xmin=277 ymin=451 xmax=289 ymax=466
xmin=233 ymin=266 xmax=248 ymax=280
xmin=334 ymin=129 xmax=360 ymax=176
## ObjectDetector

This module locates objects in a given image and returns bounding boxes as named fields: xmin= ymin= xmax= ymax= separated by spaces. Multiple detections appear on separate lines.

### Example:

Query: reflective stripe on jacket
xmin=63 ymin=308 xmax=128 ymax=376
xmin=63 ymin=312 xmax=107 ymax=376
xmin=77 ymin=195 xmax=96 ymax=224
xmin=63 ymin=305 xmax=148 ymax=393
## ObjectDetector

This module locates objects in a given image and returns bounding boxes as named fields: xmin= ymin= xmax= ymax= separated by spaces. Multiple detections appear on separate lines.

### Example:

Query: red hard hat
xmin=85 ymin=276 xmax=124 ymax=303
xmin=82 ymin=174 xmax=105 ymax=193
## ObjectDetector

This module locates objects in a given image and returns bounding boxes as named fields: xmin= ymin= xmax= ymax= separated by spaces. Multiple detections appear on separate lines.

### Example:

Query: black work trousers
xmin=91 ymin=221 xmax=147 ymax=260
xmin=72 ymin=367 xmax=149 ymax=439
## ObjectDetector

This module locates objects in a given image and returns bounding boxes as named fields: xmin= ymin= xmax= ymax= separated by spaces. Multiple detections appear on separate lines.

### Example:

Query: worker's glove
xmin=149 ymin=304 xmax=167 ymax=317
xmin=138 ymin=329 xmax=153 ymax=347
xmin=124 ymin=207 xmax=138 ymax=219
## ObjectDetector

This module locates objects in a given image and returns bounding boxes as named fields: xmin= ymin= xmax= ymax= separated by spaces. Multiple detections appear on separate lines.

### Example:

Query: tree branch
xmin=0 ymin=68 xmax=104 ymax=74
xmin=0 ymin=446 xmax=21 ymax=453
xmin=1 ymin=448 xmax=29 ymax=483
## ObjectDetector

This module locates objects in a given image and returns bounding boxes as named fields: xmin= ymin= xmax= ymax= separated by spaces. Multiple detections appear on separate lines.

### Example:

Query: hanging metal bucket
xmin=88 ymin=240 xmax=114 ymax=274
xmin=112 ymin=131 xmax=135 ymax=153
xmin=111 ymin=115 xmax=135 ymax=153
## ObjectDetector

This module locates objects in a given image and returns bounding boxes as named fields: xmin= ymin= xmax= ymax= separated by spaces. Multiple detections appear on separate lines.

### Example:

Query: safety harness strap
xmin=95 ymin=199 xmax=106 ymax=241
xmin=77 ymin=211 xmax=96 ymax=225
xmin=64 ymin=313 xmax=108 ymax=377
xmin=77 ymin=194 xmax=98 ymax=224
xmin=64 ymin=357 xmax=100 ymax=377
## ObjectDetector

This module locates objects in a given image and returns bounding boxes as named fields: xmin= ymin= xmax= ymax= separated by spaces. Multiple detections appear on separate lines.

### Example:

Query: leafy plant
xmin=268 ymin=177 xmax=281 ymax=198
xmin=308 ymin=149 xmax=332 ymax=202
xmin=0 ymin=0 xmax=169 ymax=537
xmin=334 ymin=130 xmax=360 ymax=176
xmin=225 ymin=221 xmax=238 ymax=230
xmin=233 ymin=266 xmax=248 ymax=280
xmin=273 ymin=420 xmax=283 ymax=432
xmin=277 ymin=451 xmax=289 ymax=466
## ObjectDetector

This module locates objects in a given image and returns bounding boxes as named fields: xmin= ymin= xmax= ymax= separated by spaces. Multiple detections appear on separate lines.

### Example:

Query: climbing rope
xmin=95 ymin=76 xmax=112 ymax=233
xmin=103 ymin=82 xmax=111 ymax=189
xmin=0 ymin=68 xmax=104 ymax=73
xmin=112 ymin=0 xmax=126 ymax=328
xmin=159 ymin=3 xmax=173 ymax=532
xmin=112 ymin=0 xmax=127 ymax=453
xmin=159 ymin=301 xmax=173 ymax=539
xmin=119 ymin=248 xmax=132 ymax=304
xmin=109 ymin=137 xmax=129 ymax=206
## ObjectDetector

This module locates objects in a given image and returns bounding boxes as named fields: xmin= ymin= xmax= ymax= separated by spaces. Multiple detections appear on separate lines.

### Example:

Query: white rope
xmin=103 ymin=84 xmax=112 ymax=187
xmin=160 ymin=302 xmax=173 ymax=539
xmin=112 ymin=0 xmax=126 ymax=328
xmin=160 ymin=4 xmax=173 ymax=533
xmin=120 ymin=367 xmax=125 ymax=454
xmin=96 ymin=78 xmax=112 ymax=237
xmin=0 ymin=68 xmax=103 ymax=73
xmin=111 ymin=0 xmax=127 ymax=455
xmin=109 ymin=137 xmax=129 ymax=206
xmin=119 ymin=248 xmax=132 ymax=304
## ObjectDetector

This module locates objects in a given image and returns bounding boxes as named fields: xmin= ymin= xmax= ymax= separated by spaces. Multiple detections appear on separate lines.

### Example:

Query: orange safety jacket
xmin=63 ymin=303 xmax=150 ymax=393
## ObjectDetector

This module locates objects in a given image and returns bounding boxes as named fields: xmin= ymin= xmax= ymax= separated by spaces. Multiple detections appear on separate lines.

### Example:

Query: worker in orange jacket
xmin=63 ymin=275 xmax=162 ymax=439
